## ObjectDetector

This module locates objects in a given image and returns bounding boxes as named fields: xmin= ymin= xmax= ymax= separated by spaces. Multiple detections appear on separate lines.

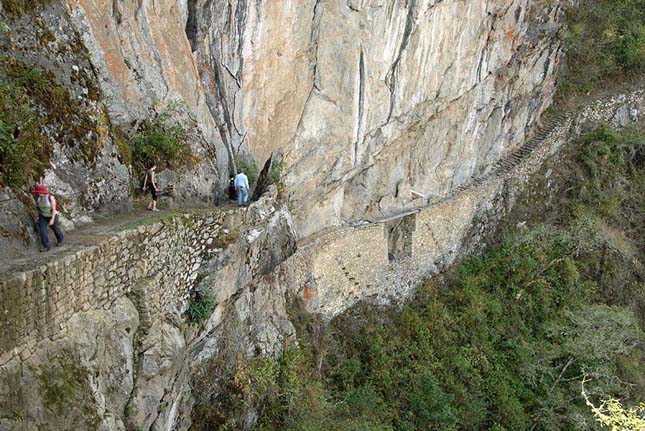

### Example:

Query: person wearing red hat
xmin=31 ymin=184 xmax=64 ymax=251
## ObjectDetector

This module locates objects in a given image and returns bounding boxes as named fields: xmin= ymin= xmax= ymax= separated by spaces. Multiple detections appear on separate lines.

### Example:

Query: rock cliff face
xmin=1 ymin=88 xmax=641 ymax=430
xmin=0 ymin=190 xmax=298 ymax=431
xmin=0 ymin=0 xmax=573 ymax=429
xmin=185 ymin=0 xmax=563 ymax=236
xmin=1 ymin=0 xmax=563 ymax=244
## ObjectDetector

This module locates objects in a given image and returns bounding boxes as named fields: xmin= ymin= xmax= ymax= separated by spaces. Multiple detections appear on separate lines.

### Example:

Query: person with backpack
xmin=31 ymin=184 xmax=64 ymax=252
xmin=142 ymin=161 xmax=160 ymax=212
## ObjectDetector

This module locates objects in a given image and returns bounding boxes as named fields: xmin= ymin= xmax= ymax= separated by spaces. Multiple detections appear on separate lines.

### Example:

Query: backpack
xmin=49 ymin=194 xmax=60 ymax=211
xmin=38 ymin=194 xmax=60 ymax=212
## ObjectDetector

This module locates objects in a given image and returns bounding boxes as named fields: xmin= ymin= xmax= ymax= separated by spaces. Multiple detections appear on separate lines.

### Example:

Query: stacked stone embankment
xmin=0 ymin=210 xmax=230 ymax=365
xmin=287 ymin=88 xmax=644 ymax=318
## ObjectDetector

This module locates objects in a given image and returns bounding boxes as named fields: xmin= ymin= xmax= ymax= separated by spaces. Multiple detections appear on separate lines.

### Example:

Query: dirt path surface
xmin=0 ymin=201 xmax=240 ymax=277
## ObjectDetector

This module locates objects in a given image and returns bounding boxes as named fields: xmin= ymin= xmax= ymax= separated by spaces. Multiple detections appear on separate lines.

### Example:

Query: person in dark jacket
xmin=142 ymin=161 xmax=160 ymax=212
xmin=32 ymin=184 xmax=64 ymax=252
xmin=228 ymin=176 xmax=237 ymax=200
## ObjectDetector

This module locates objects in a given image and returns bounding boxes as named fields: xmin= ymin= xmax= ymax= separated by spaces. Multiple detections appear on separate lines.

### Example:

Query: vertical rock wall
xmin=1 ymin=0 xmax=564 ymax=243
xmin=185 ymin=0 xmax=564 ymax=237
xmin=0 ymin=191 xmax=298 ymax=431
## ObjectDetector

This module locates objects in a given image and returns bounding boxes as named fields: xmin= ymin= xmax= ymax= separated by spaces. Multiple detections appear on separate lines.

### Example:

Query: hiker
xmin=227 ymin=176 xmax=237 ymax=201
xmin=142 ymin=161 xmax=160 ymax=212
xmin=32 ymin=184 xmax=64 ymax=252
xmin=234 ymin=170 xmax=249 ymax=207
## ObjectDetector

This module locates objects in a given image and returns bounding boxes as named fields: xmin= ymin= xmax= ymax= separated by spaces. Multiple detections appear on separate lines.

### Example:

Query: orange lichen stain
xmin=78 ymin=0 xmax=138 ymax=103
xmin=303 ymin=287 xmax=316 ymax=300
xmin=505 ymin=27 xmax=515 ymax=41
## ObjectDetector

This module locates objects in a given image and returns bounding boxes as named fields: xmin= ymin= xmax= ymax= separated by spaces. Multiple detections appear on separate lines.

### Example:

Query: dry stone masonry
xmin=0 ymin=192 xmax=298 ymax=430
xmin=0 ymin=211 xmax=226 ymax=364
xmin=281 ymin=88 xmax=644 ymax=318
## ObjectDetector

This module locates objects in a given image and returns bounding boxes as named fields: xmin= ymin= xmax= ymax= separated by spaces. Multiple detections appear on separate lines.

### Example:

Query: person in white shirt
xmin=234 ymin=171 xmax=250 ymax=206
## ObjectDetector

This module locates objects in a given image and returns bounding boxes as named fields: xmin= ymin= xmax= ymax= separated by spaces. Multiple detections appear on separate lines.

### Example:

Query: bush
xmin=0 ymin=79 xmax=50 ymax=186
xmin=0 ymin=58 xmax=104 ymax=186
xmin=559 ymin=0 xmax=645 ymax=97
xmin=129 ymin=108 xmax=194 ymax=175
xmin=186 ymin=288 xmax=215 ymax=325
xmin=270 ymin=159 xmax=286 ymax=184
xmin=576 ymin=124 xmax=644 ymax=223
xmin=1 ymin=0 xmax=51 ymax=17
xmin=1 ymin=59 xmax=100 ymax=161
xmin=235 ymin=153 xmax=259 ymax=187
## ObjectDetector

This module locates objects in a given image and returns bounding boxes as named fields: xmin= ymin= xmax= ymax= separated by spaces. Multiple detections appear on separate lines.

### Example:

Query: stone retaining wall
xmin=284 ymin=88 xmax=645 ymax=318
xmin=1 ymin=87 xmax=642 ymax=368
xmin=0 ymin=211 xmax=227 ymax=364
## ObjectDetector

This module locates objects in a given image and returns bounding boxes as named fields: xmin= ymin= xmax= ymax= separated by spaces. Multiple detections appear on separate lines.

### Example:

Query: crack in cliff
xmin=235 ymin=0 xmax=249 ymax=80
xmin=206 ymin=52 xmax=239 ymax=172
xmin=353 ymin=49 xmax=365 ymax=167
xmin=385 ymin=0 xmax=417 ymax=121
xmin=476 ymin=20 xmax=494 ymax=83
xmin=310 ymin=0 xmax=325 ymax=91
xmin=149 ymin=352 xmax=187 ymax=431
xmin=292 ymin=0 xmax=327 ymax=141
xmin=112 ymin=0 xmax=122 ymax=25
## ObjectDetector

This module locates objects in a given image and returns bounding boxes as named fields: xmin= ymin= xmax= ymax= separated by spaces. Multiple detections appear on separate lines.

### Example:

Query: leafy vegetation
xmin=1 ymin=0 xmax=51 ymax=18
xmin=1 ymin=59 xmax=100 ymax=159
xmin=270 ymin=158 xmax=287 ymax=197
xmin=128 ymin=107 xmax=195 ymax=176
xmin=187 ymin=288 xmax=215 ymax=325
xmin=235 ymin=153 xmax=259 ymax=187
xmin=559 ymin=0 xmax=645 ymax=97
xmin=35 ymin=354 xmax=98 ymax=427
xmin=270 ymin=159 xmax=286 ymax=185
xmin=192 ymin=125 xmax=645 ymax=430
xmin=0 ymin=58 xmax=106 ymax=186
xmin=0 ymin=78 xmax=50 ymax=186
xmin=583 ymin=379 xmax=645 ymax=431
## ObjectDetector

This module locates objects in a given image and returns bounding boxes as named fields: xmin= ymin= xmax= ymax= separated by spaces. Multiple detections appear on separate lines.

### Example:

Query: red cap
xmin=32 ymin=184 xmax=48 ymax=195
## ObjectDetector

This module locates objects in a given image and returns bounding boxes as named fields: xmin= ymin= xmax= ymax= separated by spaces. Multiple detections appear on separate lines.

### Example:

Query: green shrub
xmin=270 ymin=159 xmax=286 ymax=184
xmin=129 ymin=108 xmax=194 ymax=175
xmin=0 ymin=79 xmax=50 ymax=186
xmin=559 ymin=0 xmax=645 ymax=97
xmin=186 ymin=288 xmax=215 ymax=325
xmin=1 ymin=0 xmax=51 ymax=17
xmin=235 ymin=153 xmax=259 ymax=187
xmin=35 ymin=354 xmax=99 ymax=426
xmin=575 ymin=124 xmax=644 ymax=223
xmin=192 ymin=125 xmax=645 ymax=431
xmin=0 ymin=57 xmax=102 ymax=182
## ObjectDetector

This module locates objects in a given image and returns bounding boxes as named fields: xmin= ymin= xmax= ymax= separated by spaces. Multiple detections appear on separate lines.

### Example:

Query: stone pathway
xmin=0 ymin=202 xmax=240 ymax=277
xmin=3 ymin=84 xmax=642 ymax=278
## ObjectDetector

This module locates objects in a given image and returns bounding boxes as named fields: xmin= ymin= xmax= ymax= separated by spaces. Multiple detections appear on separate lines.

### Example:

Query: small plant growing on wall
xmin=187 ymin=287 xmax=215 ymax=325
xmin=235 ymin=153 xmax=259 ymax=186
xmin=128 ymin=104 xmax=196 ymax=176
xmin=0 ymin=78 xmax=50 ymax=187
